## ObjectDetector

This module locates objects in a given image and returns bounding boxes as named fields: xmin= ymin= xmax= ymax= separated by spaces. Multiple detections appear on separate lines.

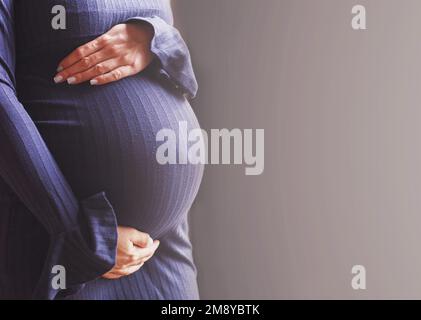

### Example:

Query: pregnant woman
xmin=0 ymin=0 xmax=203 ymax=299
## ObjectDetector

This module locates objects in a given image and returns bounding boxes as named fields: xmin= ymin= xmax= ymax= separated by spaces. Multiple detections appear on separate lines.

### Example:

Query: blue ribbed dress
xmin=0 ymin=0 xmax=203 ymax=299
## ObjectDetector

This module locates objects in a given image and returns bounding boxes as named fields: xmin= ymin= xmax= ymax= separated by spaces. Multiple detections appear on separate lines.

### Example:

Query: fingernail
xmin=57 ymin=66 xmax=63 ymax=72
xmin=67 ymin=77 xmax=77 ymax=84
xmin=90 ymin=79 xmax=98 ymax=85
xmin=148 ymin=236 xmax=154 ymax=246
xmin=53 ymin=75 xmax=64 ymax=83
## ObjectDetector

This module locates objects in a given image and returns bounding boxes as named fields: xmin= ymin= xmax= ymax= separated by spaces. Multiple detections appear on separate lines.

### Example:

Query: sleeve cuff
xmin=32 ymin=192 xmax=118 ymax=300
xmin=127 ymin=16 xmax=199 ymax=99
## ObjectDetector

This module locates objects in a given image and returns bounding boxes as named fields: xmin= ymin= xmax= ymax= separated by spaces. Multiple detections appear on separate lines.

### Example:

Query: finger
xmin=90 ymin=65 xmax=136 ymax=86
xmin=102 ymin=272 xmax=122 ymax=280
xmin=118 ymin=249 xmax=157 ymax=267
xmin=56 ymin=34 xmax=111 ymax=71
xmin=64 ymin=58 xmax=123 ymax=85
xmin=103 ymin=261 xmax=144 ymax=278
xmin=108 ymin=263 xmax=144 ymax=276
xmin=117 ymin=240 xmax=160 ymax=267
xmin=132 ymin=240 xmax=160 ymax=261
xmin=116 ymin=255 xmax=148 ymax=268
xmin=127 ymin=229 xmax=153 ymax=248
xmin=129 ymin=240 xmax=160 ymax=261
xmin=54 ymin=48 xmax=117 ymax=84
xmin=140 ymin=251 xmax=156 ymax=263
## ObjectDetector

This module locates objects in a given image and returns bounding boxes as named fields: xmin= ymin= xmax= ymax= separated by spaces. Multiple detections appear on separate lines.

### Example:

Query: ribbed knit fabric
xmin=0 ymin=0 xmax=203 ymax=300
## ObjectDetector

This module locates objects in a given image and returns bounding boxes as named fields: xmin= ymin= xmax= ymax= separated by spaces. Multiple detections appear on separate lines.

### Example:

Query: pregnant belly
xmin=17 ymin=73 xmax=204 ymax=238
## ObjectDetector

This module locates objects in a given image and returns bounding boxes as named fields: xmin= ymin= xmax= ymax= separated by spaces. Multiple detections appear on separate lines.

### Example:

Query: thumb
xmin=130 ymin=230 xmax=153 ymax=248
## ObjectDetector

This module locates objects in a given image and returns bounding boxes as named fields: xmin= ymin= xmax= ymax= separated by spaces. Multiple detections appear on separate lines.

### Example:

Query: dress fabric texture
xmin=0 ymin=0 xmax=203 ymax=300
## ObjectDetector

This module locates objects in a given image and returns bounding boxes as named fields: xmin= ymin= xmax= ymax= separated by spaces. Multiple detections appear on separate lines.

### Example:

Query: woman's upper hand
xmin=102 ymin=226 xmax=160 ymax=280
xmin=54 ymin=22 xmax=154 ymax=86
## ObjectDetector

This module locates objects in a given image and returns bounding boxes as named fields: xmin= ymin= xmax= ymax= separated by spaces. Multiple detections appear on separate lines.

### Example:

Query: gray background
xmin=174 ymin=0 xmax=421 ymax=299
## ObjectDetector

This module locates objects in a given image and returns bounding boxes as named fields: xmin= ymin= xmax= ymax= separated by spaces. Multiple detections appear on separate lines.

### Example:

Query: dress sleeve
xmin=0 ymin=0 xmax=118 ymax=299
xmin=126 ymin=15 xmax=199 ymax=99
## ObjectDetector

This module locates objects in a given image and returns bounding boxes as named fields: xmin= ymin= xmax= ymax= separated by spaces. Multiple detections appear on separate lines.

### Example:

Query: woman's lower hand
xmin=102 ymin=226 xmax=160 ymax=280
xmin=54 ymin=22 xmax=154 ymax=86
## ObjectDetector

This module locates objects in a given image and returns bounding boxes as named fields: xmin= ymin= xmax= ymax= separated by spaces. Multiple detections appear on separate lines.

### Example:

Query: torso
xmin=13 ymin=0 xmax=203 ymax=239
